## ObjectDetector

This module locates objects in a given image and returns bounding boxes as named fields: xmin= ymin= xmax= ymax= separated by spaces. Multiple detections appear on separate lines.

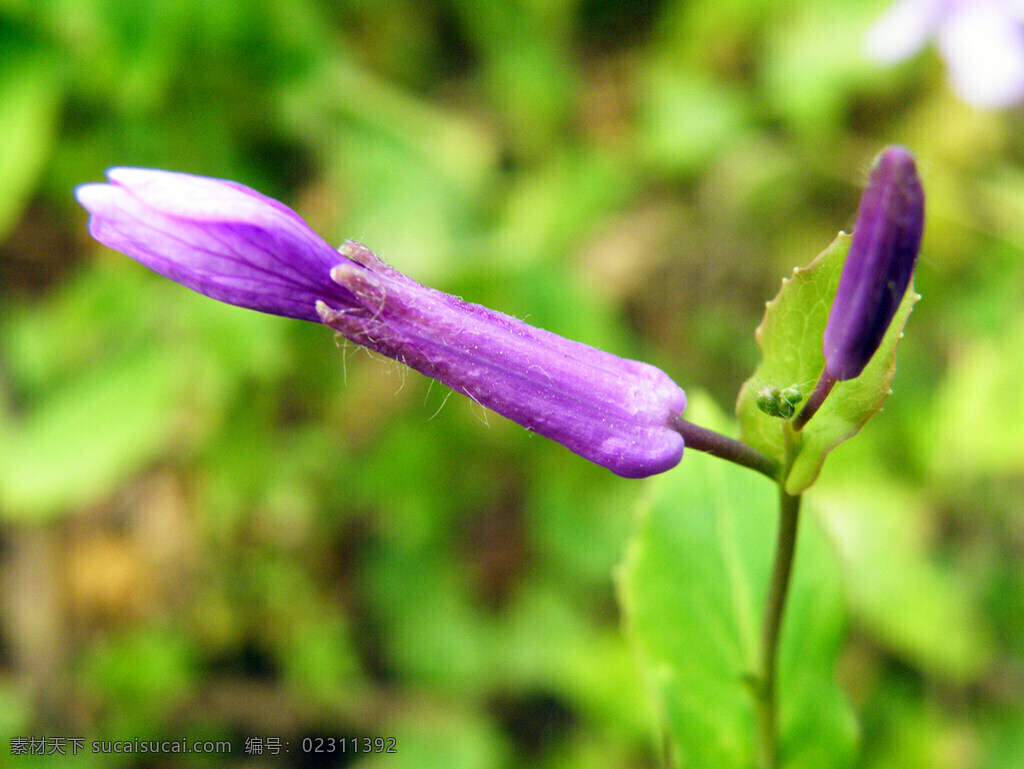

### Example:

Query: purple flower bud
xmin=822 ymin=146 xmax=924 ymax=381
xmin=75 ymin=168 xmax=345 ymax=322
xmin=76 ymin=168 xmax=686 ymax=477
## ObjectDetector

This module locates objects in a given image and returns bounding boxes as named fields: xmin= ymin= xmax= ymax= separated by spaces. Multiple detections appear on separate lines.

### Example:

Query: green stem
xmin=672 ymin=417 xmax=781 ymax=481
xmin=756 ymin=421 xmax=803 ymax=768
xmin=672 ymin=415 xmax=801 ymax=765
xmin=756 ymin=486 xmax=802 ymax=769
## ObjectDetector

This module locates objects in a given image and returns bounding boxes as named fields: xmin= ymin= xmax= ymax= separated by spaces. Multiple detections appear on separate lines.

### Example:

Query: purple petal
xmin=865 ymin=0 xmax=948 ymax=63
xmin=938 ymin=2 xmax=1024 ymax=106
xmin=823 ymin=146 xmax=925 ymax=381
xmin=75 ymin=168 xmax=346 ymax=321
xmin=867 ymin=0 xmax=1024 ymax=107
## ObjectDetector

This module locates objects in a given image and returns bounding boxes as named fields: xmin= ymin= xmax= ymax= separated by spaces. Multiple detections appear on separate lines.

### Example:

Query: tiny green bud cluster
xmin=755 ymin=385 xmax=804 ymax=420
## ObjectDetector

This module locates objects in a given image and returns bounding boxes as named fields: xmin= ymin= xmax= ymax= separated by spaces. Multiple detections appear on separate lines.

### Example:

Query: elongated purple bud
xmin=75 ymin=169 xmax=686 ymax=477
xmin=823 ymin=146 xmax=924 ymax=380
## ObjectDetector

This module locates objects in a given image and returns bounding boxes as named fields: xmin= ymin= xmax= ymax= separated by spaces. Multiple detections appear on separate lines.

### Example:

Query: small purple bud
xmin=823 ymin=146 xmax=924 ymax=381
xmin=76 ymin=169 xmax=686 ymax=477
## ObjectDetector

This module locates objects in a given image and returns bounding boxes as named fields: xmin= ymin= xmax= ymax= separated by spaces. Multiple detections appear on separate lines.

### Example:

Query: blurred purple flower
xmin=866 ymin=0 xmax=1024 ymax=107
xmin=823 ymin=146 xmax=925 ymax=381
xmin=76 ymin=168 xmax=686 ymax=477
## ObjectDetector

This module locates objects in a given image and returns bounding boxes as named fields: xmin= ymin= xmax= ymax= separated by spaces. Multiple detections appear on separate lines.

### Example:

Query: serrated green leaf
xmin=736 ymin=233 xmax=918 ymax=494
xmin=618 ymin=395 xmax=857 ymax=769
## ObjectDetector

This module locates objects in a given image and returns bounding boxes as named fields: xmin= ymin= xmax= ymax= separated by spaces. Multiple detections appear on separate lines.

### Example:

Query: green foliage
xmin=0 ymin=42 xmax=62 ymax=242
xmin=927 ymin=312 xmax=1024 ymax=478
xmin=639 ymin=66 xmax=752 ymax=176
xmin=814 ymin=482 xmax=992 ymax=681
xmin=0 ymin=266 xmax=293 ymax=519
xmin=736 ymin=234 xmax=919 ymax=494
xmin=619 ymin=396 xmax=857 ymax=768
xmin=0 ymin=346 xmax=187 ymax=518
xmin=79 ymin=626 xmax=198 ymax=734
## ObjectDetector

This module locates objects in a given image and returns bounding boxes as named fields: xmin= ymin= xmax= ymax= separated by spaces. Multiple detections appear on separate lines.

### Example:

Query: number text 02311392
xmin=302 ymin=737 xmax=397 ymax=754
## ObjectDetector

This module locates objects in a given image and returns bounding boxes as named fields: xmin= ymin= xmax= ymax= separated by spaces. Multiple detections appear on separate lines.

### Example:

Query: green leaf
xmin=618 ymin=395 xmax=857 ymax=769
xmin=361 ymin=706 xmax=511 ymax=769
xmin=0 ymin=48 xmax=63 ymax=241
xmin=0 ymin=347 xmax=189 ymax=520
xmin=815 ymin=483 xmax=992 ymax=682
xmin=736 ymin=233 xmax=918 ymax=494
xmin=639 ymin=64 xmax=751 ymax=175
xmin=926 ymin=312 xmax=1024 ymax=478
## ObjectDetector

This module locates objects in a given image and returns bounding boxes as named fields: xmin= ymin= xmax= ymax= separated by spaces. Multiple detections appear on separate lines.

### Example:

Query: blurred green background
xmin=1 ymin=0 xmax=1022 ymax=766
